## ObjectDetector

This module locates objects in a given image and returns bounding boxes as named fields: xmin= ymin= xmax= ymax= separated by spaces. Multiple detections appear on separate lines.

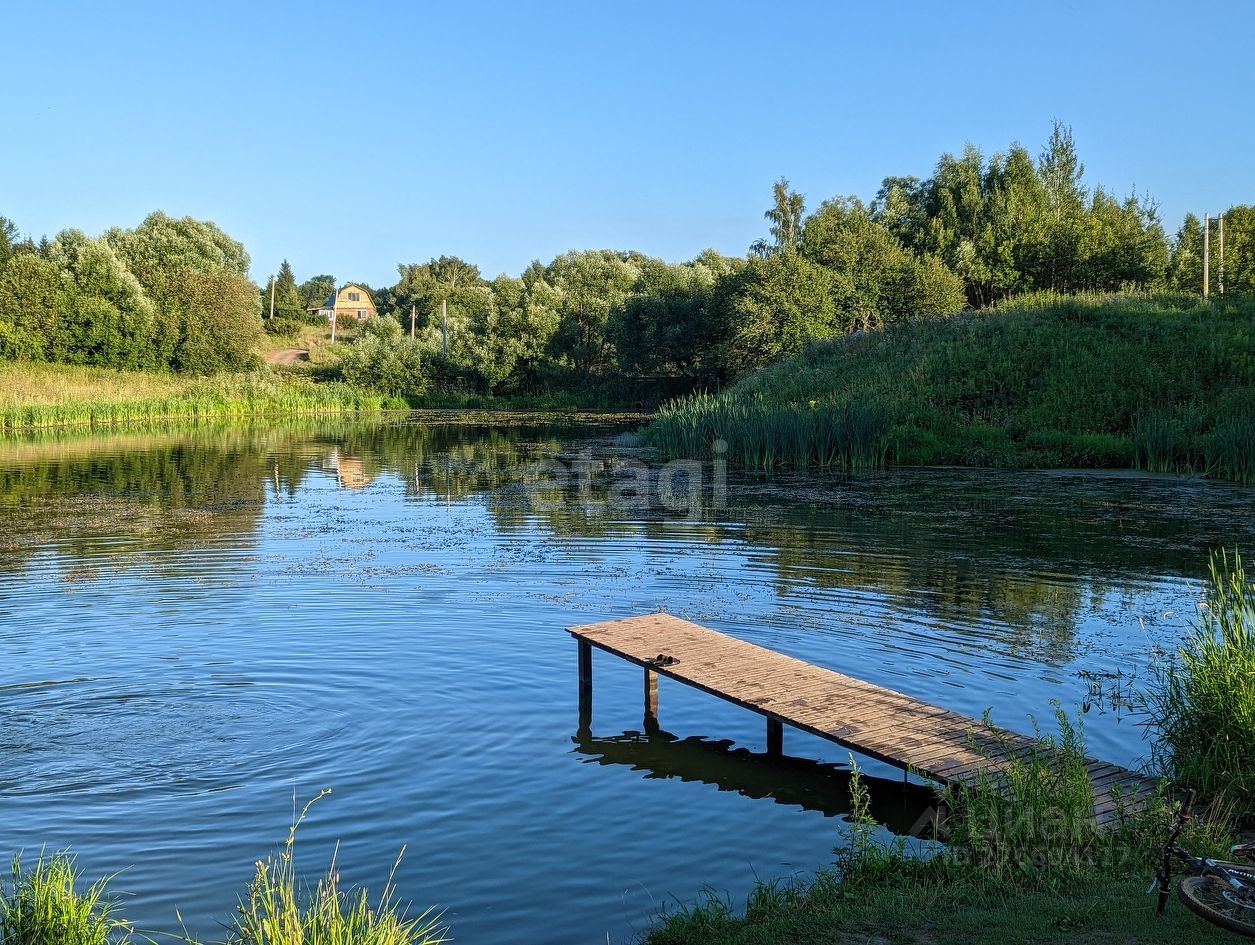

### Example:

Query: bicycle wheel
xmin=1178 ymin=867 xmax=1255 ymax=938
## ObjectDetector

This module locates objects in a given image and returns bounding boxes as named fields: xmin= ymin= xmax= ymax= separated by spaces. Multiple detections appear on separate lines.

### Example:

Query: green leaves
xmin=873 ymin=123 xmax=1167 ymax=305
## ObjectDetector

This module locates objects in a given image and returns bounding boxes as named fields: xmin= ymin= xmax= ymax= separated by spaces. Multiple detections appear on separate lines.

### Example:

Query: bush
xmin=1143 ymin=549 xmax=1255 ymax=818
xmin=339 ymin=318 xmax=428 ymax=398
xmin=263 ymin=317 xmax=305 ymax=338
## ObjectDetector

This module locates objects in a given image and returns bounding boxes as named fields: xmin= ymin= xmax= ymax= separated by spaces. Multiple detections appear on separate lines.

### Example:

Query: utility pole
xmin=1203 ymin=213 xmax=1210 ymax=298
xmin=410 ymin=303 xmax=416 ymax=340
xmin=330 ymin=286 xmax=338 ymax=344
xmin=1219 ymin=213 xmax=1225 ymax=296
xmin=268 ymin=275 xmax=275 ymax=320
xmin=441 ymin=298 xmax=448 ymax=356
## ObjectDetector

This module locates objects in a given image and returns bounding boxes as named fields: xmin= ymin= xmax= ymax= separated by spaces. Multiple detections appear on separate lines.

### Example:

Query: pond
xmin=1 ymin=416 xmax=1251 ymax=944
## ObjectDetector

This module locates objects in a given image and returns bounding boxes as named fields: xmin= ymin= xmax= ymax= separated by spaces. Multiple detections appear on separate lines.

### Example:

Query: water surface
xmin=1 ymin=417 xmax=1250 ymax=943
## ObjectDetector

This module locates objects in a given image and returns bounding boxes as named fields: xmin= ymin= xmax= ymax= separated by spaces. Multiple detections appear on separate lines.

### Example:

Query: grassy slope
xmin=0 ymin=361 xmax=391 ymax=431
xmin=646 ymin=293 xmax=1255 ymax=480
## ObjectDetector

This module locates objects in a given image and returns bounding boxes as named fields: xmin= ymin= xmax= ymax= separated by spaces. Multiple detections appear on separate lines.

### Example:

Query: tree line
xmin=2 ymin=122 xmax=1251 ymax=389
xmin=0 ymin=212 xmax=262 ymax=373
xmin=284 ymin=123 xmax=1254 ymax=399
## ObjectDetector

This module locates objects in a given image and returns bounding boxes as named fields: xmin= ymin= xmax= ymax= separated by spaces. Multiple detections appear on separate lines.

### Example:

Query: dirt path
xmin=263 ymin=348 xmax=310 ymax=367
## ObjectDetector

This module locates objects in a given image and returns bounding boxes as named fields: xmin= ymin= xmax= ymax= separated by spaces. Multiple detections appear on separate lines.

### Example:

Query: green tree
xmin=46 ymin=229 xmax=159 ymax=369
xmin=714 ymin=252 xmax=840 ymax=377
xmin=610 ymin=251 xmax=743 ymax=381
xmin=874 ymin=123 xmax=1166 ymax=305
xmin=1218 ymin=206 xmax=1255 ymax=296
xmin=169 ymin=269 xmax=263 ymax=373
xmin=751 ymin=178 xmax=806 ymax=257
xmin=0 ymin=253 xmax=63 ymax=360
xmin=389 ymin=256 xmax=485 ymax=331
xmin=800 ymin=197 xmax=965 ymax=327
xmin=299 ymin=274 xmax=336 ymax=311
xmin=105 ymin=212 xmax=259 ymax=369
xmin=1035 ymin=121 xmax=1087 ymax=291
xmin=1080 ymin=189 xmax=1168 ymax=290
xmin=0 ymin=216 xmax=19 ymax=270
xmin=545 ymin=250 xmax=645 ymax=373
xmin=271 ymin=260 xmax=305 ymax=320
xmin=1167 ymin=213 xmax=1204 ymax=293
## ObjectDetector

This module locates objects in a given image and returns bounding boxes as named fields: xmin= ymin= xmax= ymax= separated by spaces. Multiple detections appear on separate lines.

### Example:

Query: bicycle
xmin=1151 ymin=788 xmax=1255 ymax=936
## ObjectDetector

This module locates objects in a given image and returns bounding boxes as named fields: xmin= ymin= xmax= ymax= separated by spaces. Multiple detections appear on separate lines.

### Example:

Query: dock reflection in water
xmin=574 ymin=698 xmax=940 ymax=837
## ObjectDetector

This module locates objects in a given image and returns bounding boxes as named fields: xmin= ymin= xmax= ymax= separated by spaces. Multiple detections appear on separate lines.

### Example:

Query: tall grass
xmin=0 ymin=363 xmax=396 ymax=432
xmin=0 ymin=852 xmax=130 ymax=945
xmin=222 ymin=792 xmax=447 ymax=945
xmin=643 ymin=292 xmax=1255 ymax=481
xmin=1143 ymin=549 xmax=1255 ymax=816
xmin=647 ymin=394 xmax=889 ymax=471
xmin=1208 ymin=415 xmax=1255 ymax=485
xmin=1 ymin=798 xmax=447 ymax=945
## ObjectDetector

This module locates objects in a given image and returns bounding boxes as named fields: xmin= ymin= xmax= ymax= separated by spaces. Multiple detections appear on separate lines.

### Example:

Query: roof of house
xmin=311 ymin=284 xmax=374 ymax=310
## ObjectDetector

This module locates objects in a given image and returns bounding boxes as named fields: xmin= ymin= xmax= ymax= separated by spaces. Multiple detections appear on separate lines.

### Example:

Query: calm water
xmin=2 ymin=417 xmax=1252 ymax=943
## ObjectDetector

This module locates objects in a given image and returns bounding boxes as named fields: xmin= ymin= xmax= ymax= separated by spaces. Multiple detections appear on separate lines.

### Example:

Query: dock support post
xmin=644 ymin=668 xmax=659 ymax=730
xmin=767 ymin=717 xmax=783 ymax=758
xmin=577 ymin=686 xmax=593 ymax=742
xmin=578 ymin=640 xmax=592 ymax=696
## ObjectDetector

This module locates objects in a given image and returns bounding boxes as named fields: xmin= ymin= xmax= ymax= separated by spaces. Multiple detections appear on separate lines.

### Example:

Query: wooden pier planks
xmin=568 ymin=613 xmax=1158 ymax=829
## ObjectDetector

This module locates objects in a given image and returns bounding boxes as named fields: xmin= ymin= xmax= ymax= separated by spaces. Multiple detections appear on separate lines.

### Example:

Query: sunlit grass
xmin=0 ymin=852 xmax=131 ymax=945
xmin=0 ymin=362 xmax=394 ymax=432
xmin=203 ymin=792 xmax=448 ymax=945
xmin=1 ymin=797 xmax=447 ymax=945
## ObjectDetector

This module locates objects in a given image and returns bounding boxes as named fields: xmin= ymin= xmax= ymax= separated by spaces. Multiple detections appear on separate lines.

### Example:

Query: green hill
xmin=644 ymin=293 xmax=1255 ymax=483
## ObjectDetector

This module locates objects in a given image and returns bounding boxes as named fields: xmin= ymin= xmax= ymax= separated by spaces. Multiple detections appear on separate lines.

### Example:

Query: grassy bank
xmin=645 ymin=292 xmax=1255 ymax=482
xmin=648 ymin=872 xmax=1228 ymax=945
xmin=648 ymin=554 xmax=1255 ymax=944
xmin=0 ymin=362 xmax=398 ymax=432
xmin=648 ymin=736 xmax=1236 ymax=945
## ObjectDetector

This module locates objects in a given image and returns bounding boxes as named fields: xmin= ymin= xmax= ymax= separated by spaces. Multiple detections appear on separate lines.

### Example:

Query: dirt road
xmin=263 ymin=348 xmax=310 ymax=367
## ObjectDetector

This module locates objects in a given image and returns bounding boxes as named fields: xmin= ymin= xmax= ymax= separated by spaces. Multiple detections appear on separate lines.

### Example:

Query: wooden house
xmin=310 ymin=284 xmax=377 ymax=323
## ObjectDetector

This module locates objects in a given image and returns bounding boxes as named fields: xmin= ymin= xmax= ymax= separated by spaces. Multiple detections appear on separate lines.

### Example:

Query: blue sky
xmin=4 ymin=1 xmax=1251 ymax=286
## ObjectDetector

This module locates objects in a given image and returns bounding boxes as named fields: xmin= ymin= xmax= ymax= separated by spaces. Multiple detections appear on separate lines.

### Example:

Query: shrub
xmin=339 ymin=319 xmax=428 ymax=399
xmin=171 ymin=269 xmax=264 ymax=374
xmin=264 ymin=317 xmax=305 ymax=338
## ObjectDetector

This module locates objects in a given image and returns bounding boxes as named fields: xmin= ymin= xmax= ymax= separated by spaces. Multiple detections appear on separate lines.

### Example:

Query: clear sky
xmin=4 ymin=0 xmax=1251 ymax=287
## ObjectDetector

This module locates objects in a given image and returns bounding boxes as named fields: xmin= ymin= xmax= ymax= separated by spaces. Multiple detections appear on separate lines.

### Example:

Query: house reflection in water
xmin=321 ymin=448 xmax=375 ymax=491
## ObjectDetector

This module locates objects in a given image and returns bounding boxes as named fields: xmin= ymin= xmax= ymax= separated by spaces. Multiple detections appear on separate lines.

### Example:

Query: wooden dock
xmin=569 ymin=613 xmax=1159 ymax=829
